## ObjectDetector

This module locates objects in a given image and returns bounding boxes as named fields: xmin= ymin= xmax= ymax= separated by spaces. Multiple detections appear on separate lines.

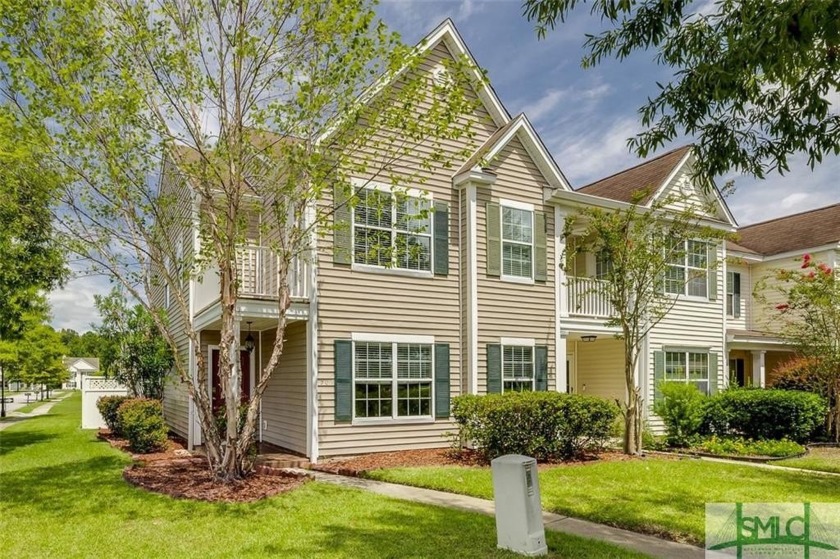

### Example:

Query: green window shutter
xmin=434 ymin=201 xmax=449 ymax=276
xmin=709 ymin=352 xmax=719 ymax=395
xmin=653 ymin=351 xmax=665 ymax=408
xmin=334 ymin=340 xmax=353 ymax=422
xmin=486 ymin=202 xmax=501 ymax=277
xmin=733 ymin=273 xmax=741 ymax=318
xmin=535 ymin=345 xmax=548 ymax=391
xmin=487 ymin=343 xmax=502 ymax=393
xmin=707 ymin=244 xmax=718 ymax=300
xmin=534 ymin=211 xmax=547 ymax=282
xmin=434 ymin=343 xmax=451 ymax=418
xmin=333 ymin=184 xmax=352 ymax=265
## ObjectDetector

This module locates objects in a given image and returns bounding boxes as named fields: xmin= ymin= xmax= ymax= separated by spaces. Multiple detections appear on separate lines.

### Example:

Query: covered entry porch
xmin=564 ymin=332 xmax=628 ymax=407
xmin=726 ymin=330 xmax=795 ymax=388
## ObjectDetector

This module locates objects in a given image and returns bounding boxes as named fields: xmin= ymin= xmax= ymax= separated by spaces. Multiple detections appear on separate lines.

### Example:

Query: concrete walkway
xmin=0 ymin=393 xmax=70 ymax=432
xmin=291 ymin=468 xmax=714 ymax=559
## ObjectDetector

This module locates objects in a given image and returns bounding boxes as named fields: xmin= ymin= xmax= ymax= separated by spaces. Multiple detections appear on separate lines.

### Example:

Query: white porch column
xmin=751 ymin=350 xmax=766 ymax=388
xmin=465 ymin=182 xmax=479 ymax=395
xmin=555 ymin=207 xmax=569 ymax=319
xmin=556 ymin=334 xmax=567 ymax=393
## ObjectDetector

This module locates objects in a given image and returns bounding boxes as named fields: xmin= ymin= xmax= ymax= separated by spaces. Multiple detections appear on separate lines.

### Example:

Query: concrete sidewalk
xmin=0 ymin=393 xmax=70 ymax=432
xmin=291 ymin=468 xmax=712 ymax=559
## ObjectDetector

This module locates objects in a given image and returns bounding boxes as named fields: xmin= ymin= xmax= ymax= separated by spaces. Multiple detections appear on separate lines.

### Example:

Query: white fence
xmin=81 ymin=376 xmax=129 ymax=429
xmin=567 ymin=276 xmax=616 ymax=318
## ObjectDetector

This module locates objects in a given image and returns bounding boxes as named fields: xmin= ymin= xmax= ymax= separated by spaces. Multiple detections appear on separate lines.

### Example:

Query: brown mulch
xmin=123 ymin=458 xmax=308 ymax=503
xmin=312 ymin=447 xmax=643 ymax=477
xmin=99 ymin=428 xmax=308 ymax=502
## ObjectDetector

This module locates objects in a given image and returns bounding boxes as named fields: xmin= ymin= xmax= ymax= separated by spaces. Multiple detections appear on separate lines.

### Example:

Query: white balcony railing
xmin=236 ymin=245 xmax=309 ymax=300
xmin=567 ymin=276 xmax=615 ymax=318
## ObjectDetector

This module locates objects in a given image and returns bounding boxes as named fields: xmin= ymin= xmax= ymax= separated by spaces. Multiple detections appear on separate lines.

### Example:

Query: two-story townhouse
xmin=725 ymin=203 xmax=840 ymax=388
xmin=158 ymin=18 xmax=838 ymax=462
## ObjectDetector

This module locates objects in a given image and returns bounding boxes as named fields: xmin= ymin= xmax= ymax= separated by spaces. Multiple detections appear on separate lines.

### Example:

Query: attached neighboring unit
xmin=156 ymin=18 xmax=840 ymax=462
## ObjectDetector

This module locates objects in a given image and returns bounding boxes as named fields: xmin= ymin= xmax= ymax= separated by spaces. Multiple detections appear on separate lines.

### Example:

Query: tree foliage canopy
xmin=523 ymin=0 xmax=840 ymax=179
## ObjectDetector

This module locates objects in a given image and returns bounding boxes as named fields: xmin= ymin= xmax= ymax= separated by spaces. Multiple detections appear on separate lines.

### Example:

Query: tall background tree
xmin=1 ymin=0 xmax=480 ymax=480
xmin=2 ymin=308 xmax=68 ymax=396
xmin=523 ymin=0 xmax=840 ymax=179
xmin=564 ymin=192 xmax=727 ymax=454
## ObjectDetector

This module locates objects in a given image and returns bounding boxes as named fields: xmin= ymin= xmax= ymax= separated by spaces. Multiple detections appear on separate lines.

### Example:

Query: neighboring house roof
xmin=455 ymin=113 xmax=572 ymax=191
xmin=63 ymin=357 xmax=100 ymax=371
xmin=734 ymin=203 xmax=840 ymax=256
xmin=576 ymin=146 xmax=692 ymax=204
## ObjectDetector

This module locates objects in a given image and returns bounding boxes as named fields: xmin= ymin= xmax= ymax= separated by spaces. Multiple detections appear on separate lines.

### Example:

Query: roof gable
xmin=736 ymin=203 xmax=840 ymax=256
xmin=455 ymin=113 xmax=572 ymax=191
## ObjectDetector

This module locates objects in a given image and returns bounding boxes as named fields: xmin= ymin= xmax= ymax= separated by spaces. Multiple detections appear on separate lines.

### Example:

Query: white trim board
xmin=351 ymin=333 xmax=436 ymax=344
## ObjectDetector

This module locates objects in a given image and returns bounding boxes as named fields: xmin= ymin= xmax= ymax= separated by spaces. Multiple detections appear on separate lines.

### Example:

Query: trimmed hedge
xmin=701 ymin=388 xmax=826 ymax=443
xmin=116 ymin=398 xmax=168 ymax=453
xmin=96 ymin=395 xmax=132 ymax=435
xmin=451 ymin=392 xmax=619 ymax=462
xmin=654 ymin=382 xmax=705 ymax=448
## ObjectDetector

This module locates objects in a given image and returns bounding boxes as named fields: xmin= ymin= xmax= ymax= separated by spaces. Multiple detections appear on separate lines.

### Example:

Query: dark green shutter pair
xmin=727 ymin=271 xmax=741 ymax=318
xmin=652 ymin=350 xmax=720 ymax=408
xmin=333 ymin=184 xmax=449 ymax=276
xmin=334 ymin=340 xmax=451 ymax=422
xmin=486 ymin=343 xmax=548 ymax=393
xmin=486 ymin=202 xmax=547 ymax=281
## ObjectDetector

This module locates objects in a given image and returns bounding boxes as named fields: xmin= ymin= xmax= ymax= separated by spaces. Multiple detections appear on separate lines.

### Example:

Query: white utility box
xmin=491 ymin=454 xmax=547 ymax=556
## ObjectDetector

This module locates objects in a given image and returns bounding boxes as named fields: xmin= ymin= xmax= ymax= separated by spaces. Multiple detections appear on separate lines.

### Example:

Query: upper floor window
xmin=726 ymin=271 xmax=741 ymax=318
xmin=354 ymin=341 xmax=433 ymax=419
xmin=665 ymin=350 xmax=710 ymax=395
xmin=595 ymin=251 xmax=613 ymax=279
xmin=353 ymin=188 xmax=431 ymax=272
xmin=665 ymin=240 xmax=708 ymax=297
xmin=501 ymin=205 xmax=533 ymax=279
xmin=502 ymin=345 xmax=534 ymax=392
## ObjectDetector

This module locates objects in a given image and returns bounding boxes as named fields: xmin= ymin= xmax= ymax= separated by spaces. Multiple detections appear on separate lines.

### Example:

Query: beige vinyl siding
xmin=315 ymin=41 xmax=495 ymax=458
xmin=726 ymin=261 xmax=750 ymax=330
xmin=572 ymin=338 xmax=625 ymax=403
xmin=749 ymin=250 xmax=833 ymax=333
xmin=658 ymin=165 xmax=729 ymax=223
xmin=476 ymin=137 xmax=557 ymax=393
xmin=646 ymin=243 xmax=726 ymax=431
xmin=259 ymin=322 xmax=307 ymax=454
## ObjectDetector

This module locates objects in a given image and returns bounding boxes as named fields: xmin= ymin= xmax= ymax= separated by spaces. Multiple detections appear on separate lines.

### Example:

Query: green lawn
xmin=777 ymin=446 xmax=840 ymax=474
xmin=367 ymin=457 xmax=840 ymax=545
xmin=0 ymin=394 xmax=645 ymax=559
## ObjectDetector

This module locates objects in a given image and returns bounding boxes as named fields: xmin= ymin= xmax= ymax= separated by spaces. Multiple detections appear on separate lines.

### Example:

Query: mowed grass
xmin=777 ymin=446 xmax=840 ymax=474
xmin=0 ymin=394 xmax=646 ymax=559
xmin=367 ymin=455 xmax=840 ymax=545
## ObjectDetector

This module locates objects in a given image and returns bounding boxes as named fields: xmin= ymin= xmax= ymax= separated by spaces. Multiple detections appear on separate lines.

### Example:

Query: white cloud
xmin=48 ymin=274 xmax=112 ymax=333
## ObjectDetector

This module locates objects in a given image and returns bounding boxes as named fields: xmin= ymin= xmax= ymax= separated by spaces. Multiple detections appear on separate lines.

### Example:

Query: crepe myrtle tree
xmin=763 ymin=255 xmax=840 ymax=441
xmin=563 ymin=191 xmax=729 ymax=454
xmin=523 ymin=0 xmax=840 ymax=180
xmin=1 ymin=0 xmax=482 ymax=480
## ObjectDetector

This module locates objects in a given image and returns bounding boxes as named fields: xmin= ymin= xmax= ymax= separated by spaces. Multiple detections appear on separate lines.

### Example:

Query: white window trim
xmin=663 ymin=348 xmax=711 ymax=394
xmin=726 ymin=271 xmax=741 ymax=317
xmin=501 ymin=342 xmax=536 ymax=392
xmin=665 ymin=239 xmax=709 ymax=299
xmin=499 ymin=200 xmax=536 ymax=284
xmin=351 ymin=336 xmax=436 ymax=424
xmin=350 ymin=182 xmax=434 ymax=276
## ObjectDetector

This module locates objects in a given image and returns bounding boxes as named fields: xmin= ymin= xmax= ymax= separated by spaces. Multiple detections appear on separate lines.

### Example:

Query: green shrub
xmin=654 ymin=382 xmax=706 ymax=448
xmin=451 ymin=391 xmax=619 ymax=462
xmin=116 ymin=398 xmax=168 ymax=453
xmin=96 ymin=395 xmax=132 ymax=435
xmin=693 ymin=436 xmax=805 ymax=458
xmin=701 ymin=388 xmax=827 ymax=443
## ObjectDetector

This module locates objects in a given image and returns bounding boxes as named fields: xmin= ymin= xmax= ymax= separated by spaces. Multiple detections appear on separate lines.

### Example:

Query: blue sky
xmin=48 ymin=0 xmax=840 ymax=332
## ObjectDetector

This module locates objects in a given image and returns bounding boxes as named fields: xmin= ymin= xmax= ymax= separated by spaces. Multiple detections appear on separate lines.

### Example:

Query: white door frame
xmin=566 ymin=353 xmax=577 ymax=394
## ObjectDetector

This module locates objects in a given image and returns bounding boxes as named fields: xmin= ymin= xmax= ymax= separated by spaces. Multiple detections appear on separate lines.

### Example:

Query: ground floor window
xmin=354 ymin=341 xmax=432 ymax=419
xmin=502 ymin=345 xmax=534 ymax=392
xmin=665 ymin=350 xmax=710 ymax=394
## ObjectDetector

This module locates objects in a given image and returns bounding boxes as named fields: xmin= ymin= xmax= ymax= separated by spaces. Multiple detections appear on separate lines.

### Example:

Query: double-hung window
xmin=353 ymin=188 xmax=432 ymax=272
xmin=502 ymin=345 xmax=534 ymax=392
xmin=501 ymin=205 xmax=533 ymax=279
xmin=726 ymin=271 xmax=741 ymax=317
xmin=665 ymin=350 xmax=710 ymax=395
xmin=665 ymin=240 xmax=708 ymax=297
xmin=595 ymin=251 xmax=613 ymax=279
xmin=354 ymin=341 xmax=433 ymax=419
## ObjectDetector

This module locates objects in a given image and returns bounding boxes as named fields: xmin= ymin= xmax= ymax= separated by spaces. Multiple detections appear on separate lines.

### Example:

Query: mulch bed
xmin=312 ymin=447 xmax=641 ymax=477
xmin=99 ymin=428 xmax=308 ymax=503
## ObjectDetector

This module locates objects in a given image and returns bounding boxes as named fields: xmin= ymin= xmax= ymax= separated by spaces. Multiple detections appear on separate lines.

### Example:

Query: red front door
xmin=211 ymin=349 xmax=251 ymax=411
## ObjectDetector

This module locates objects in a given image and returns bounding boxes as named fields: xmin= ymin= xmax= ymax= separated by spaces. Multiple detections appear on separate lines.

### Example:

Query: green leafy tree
xmin=564 ymin=192 xmax=728 ymax=454
xmin=768 ymin=255 xmax=840 ymax=441
xmin=523 ymin=0 xmax=840 ymax=178
xmin=59 ymin=329 xmax=108 ymax=359
xmin=0 ymin=112 xmax=67 ymax=340
xmin=4 ymin=317 xmax=68 ymax=395
xmin=95 ymin=289 xmax=173 ymax=400
xmin=1 ymin=0 xmax=481 ymax=480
